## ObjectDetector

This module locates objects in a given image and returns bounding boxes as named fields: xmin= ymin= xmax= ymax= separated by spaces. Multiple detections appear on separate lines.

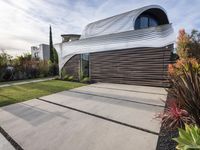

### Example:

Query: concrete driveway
xmin=0 ymin=83 xmax=167 ymax=150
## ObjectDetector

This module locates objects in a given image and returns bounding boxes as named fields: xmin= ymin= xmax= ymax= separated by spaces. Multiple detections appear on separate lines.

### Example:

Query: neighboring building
xmin=55 ymin=5 xmax=175 ymax=87
xmin=61 ymin=34 xmax=81 ymax=43
xmin=31 ymin=44 xmax=50 ymax=60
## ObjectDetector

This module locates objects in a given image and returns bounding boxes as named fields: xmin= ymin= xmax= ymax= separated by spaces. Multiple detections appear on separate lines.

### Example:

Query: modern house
xmin=31 ymin=44 xmax=50 ymax=60
xmin=55 ymin=5 xmax=175 ymax=87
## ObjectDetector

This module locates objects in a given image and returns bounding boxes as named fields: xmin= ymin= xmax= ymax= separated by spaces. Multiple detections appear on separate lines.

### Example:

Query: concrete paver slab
xmin=41 ymin=90 xmax=163 ymax=133
xmin=71 ymin=83 xmax=166 ymax=107
xmin=0 ymin=134 xmax=15 ymax=150
xmin=0 ymin=100 xmax=158 ymax=150
xmin=90 ymin=83 xmax=167 ymax=95
xmin=0 ymin=83 xmax=166 ymax=150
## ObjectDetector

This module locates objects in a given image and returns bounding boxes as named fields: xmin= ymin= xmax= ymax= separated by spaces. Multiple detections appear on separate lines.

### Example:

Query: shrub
xmin=63 ymin=75 xmax=69 ymax=81
xmin=68 ymin=76 xmax=74 ymax=81
xmin=156 ymin=100 xmax=194 ymax=130
xmin=168 ymin=58 xmax=199 ymax=77
xmin=169 ymin=61 xmax=200 ymax=126
xmin=61 ymin=69 xmax=67 ymax=79
xmin=62 ymin=75 xmax=75 ymax=81
xmin=0 ymin=52 xmax=59 ymax=81
xmin=0 ymin=52 xmax=12 ymax=81
xmin=49 ymin=62 xmax=59 ymax=76
xmin=38 ymin=60 xmax=49 ymax=77
xmin=80 ymin=77 xmax=90 ymax=83
xmin=173 ymin=124 xmax=200 ymax=150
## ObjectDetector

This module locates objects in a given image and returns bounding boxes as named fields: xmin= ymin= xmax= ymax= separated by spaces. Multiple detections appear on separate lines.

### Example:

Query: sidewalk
xmin=0 ymin=77 xmax=55 ymax=88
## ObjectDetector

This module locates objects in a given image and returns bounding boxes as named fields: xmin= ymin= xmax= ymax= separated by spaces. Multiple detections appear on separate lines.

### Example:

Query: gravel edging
xmin=156 ymin=94 xmax=178 ymax=150
xmin=156 ymin=126 xmax=178 ymax=150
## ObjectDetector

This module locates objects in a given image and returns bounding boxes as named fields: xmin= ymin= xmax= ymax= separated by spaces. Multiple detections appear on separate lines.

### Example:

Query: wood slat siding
xmin=90 ymin=45 xmax=173 ymax=87
xmin=62 ymin=54 xmax=80 ymax=80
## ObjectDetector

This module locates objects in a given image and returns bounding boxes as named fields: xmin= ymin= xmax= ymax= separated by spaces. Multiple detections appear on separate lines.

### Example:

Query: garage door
xmin=90 ymin=45 xmax=172 ymax=87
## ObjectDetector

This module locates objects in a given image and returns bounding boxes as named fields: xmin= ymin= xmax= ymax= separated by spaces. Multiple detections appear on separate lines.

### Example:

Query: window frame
xmin=80 ymin=53 xmax=90 ymax=79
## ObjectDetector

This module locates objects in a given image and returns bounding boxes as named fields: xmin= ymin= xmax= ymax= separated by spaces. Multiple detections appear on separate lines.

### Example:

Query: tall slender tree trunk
xmin=49 ymin=26 xmax=54 ymax=63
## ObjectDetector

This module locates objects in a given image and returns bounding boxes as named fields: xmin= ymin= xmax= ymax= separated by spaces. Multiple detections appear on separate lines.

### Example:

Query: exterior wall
xmin=61 ymin=35 xmax=80 ymax=43
xmin=62 ymin=54 xmax=80 ymax=80
xmin=40 ymin=44 xmax=50 ymax=60
xmin=31 ymin=46 xmax=40 ymax=58
xmin=90 ymin=44 xmax=173 ymax=87
xmin=31 ymin=44 xmax=50 ymax=60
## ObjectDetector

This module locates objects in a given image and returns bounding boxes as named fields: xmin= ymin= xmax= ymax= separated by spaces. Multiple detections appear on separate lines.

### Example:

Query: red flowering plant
xmin=162 ymin=60 xmax=200 ymax=130
xmin=156 ymin=99 xmax=195 ymax=130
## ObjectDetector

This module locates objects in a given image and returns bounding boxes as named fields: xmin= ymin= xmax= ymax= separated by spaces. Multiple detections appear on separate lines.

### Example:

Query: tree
xmin=188 ymin=29 xmax=200 ymax=60
xmin=177 ymin=29 xmax=200 ymax=61
xmin=176 ymin=29 xmax=190 ymax=59
xmin=49 ymin=26 xmax=59 ymax=64
xmin=53 ymin=48 xmax=58 ymax=64
xmin=49 ymin=25 xmax=54 ymax=63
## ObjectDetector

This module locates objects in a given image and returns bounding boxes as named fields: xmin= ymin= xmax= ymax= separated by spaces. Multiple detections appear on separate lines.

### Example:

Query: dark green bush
xmin=0 ymin=52 xmax=59 ymax=82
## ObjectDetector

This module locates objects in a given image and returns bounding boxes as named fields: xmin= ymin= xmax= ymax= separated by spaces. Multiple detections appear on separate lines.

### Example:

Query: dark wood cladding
xmin=90 ymin=45 xmax=173 ymax=87
xmin=62 ymin=54 xmax=80 ymax=80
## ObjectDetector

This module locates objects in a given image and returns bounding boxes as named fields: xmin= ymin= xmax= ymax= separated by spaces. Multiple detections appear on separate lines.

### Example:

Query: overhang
xmin=55 ymin=24 xmax=175 ymax=70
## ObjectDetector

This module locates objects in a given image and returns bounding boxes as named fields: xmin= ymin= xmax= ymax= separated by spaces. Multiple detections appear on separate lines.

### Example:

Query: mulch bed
xmin=156 ymin=94 xmax=178 ymax=150
xmin=156 ymin=126 xmax=178 ymax=150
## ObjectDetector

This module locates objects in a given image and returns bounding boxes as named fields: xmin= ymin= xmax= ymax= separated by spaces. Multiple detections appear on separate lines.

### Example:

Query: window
xmin=135 ymin=14 xmax=158 ymax=30
xmin=80 ymin=53 xmax=89 ymax=78
xmin=34 ymin=52 xmax=39 ymax=58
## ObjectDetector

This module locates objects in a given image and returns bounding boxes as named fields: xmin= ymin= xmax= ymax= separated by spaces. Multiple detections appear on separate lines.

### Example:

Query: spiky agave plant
xmin=173 ymin=124 xmax=200 ymax=150
xmin=169 ymin=62 xmax=200 ymax=126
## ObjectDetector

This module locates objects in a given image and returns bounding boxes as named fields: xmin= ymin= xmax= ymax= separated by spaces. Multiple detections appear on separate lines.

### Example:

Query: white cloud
xmin=0 ymin=0 xmax=199 ymax=56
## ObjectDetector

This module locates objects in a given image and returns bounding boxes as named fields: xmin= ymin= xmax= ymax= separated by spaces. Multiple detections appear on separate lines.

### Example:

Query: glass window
xmin=149 ymin=17 xmax=158 ymax=27
xmin=80 ymin=53 xmax=89 ymax=78
xmin=135 ymin=14 xmax=158 ymax=30
xmin=140 ymin=16 xmax=149 ymax=29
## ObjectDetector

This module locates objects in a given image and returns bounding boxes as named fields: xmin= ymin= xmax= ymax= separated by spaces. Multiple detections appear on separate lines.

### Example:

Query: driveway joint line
xmin=68 ymin=90 xmax=164 ymax=108
xmin=0 ymin=126 xmax=24 ymax=150
xmin=89 ymin=85 xmax=166 ymax=96
xmin=37 ymin=98 xmax=159 ymax=136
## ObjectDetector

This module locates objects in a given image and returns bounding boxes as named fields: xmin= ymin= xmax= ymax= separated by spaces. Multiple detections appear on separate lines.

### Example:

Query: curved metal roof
xmin=54 ymin=5 xmax=174 ymax=70
xmin=81 ymin=5 xmax=169 ymax=39
xmin=55 ymin=24 xmax=174 ymax=70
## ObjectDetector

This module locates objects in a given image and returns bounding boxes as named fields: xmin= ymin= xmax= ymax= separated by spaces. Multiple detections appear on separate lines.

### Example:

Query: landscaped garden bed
xmin=156 ymin=29 xmax=200 ymax=149
xmin=156 ymin=95 xmax=178 ymax=150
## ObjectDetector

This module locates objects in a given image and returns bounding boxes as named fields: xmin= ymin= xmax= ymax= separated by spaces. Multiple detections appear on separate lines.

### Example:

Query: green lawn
xmin=0 ymin=80 xmax=86 ymax=107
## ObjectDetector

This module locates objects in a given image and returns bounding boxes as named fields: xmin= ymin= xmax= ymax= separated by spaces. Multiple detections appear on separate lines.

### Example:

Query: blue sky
xmin=0 ymin=0 xmax=200 ymax=56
